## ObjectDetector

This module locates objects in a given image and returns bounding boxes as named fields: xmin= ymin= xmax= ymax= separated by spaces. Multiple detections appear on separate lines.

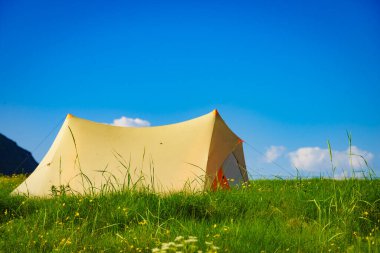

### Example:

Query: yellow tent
xmin=13 ymin=110 xmax=248 ymax=196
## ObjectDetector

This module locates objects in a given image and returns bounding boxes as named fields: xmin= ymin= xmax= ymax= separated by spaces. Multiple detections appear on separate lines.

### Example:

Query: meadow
xmin=0 ymin=174 xmax=379 ymax=252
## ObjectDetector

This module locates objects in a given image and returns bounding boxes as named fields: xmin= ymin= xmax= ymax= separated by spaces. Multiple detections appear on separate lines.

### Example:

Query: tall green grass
xmin=1 ymin=174 xmax=379 ymax=252
xmin=1 ymin=133 xmax=379 ymax=252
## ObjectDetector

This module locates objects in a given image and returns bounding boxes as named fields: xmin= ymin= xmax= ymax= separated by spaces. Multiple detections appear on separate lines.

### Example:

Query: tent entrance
xmin=211 ymin=152 xmax=245 ymax=190
xmin=222 ymin=153 xmax=244 ymax=185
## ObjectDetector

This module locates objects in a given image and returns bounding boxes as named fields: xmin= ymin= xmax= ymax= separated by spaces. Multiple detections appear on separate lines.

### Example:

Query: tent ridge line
xmin=204 ymin=111 xmax=218 ymax=188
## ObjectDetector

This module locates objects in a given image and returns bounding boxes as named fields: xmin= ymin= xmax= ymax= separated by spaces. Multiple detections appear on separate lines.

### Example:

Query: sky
xmin=1 ymin=0 xmax=379 ymax=178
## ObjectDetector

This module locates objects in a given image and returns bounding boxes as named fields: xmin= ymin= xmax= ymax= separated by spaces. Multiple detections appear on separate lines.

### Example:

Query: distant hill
xmin=0 ymin=133 xmax=38 ymax=175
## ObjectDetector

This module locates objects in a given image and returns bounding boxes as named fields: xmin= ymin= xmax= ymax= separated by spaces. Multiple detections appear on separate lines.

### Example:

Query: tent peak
xmin=66 ymin=113 xmax=74 ymax=119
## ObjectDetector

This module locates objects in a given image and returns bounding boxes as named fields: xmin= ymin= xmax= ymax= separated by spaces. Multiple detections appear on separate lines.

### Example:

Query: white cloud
xmin=288 ymin=146 xmax=374 ymax=173
xmin=264 ymin=145 xmax=286 ymax=163
xmin=112 ymin=116 xmax=151 ymax=127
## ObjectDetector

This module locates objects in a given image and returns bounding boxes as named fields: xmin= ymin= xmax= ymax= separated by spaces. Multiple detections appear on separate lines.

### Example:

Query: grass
xmin=0 ymin=174 xmax=379 ymax=252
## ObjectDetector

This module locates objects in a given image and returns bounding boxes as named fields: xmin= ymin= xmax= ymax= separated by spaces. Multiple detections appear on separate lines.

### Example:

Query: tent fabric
xmin=13 ymin=110 xmax=248 ymax=196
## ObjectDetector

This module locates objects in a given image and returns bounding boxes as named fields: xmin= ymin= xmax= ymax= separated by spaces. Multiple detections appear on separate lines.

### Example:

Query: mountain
xmin=0 ymin=133 xmax=38 ymax=175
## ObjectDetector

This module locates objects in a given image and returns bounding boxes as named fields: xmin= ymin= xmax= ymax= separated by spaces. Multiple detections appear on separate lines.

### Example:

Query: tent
xmin=13 ymin=110 xmax=248 ymax=196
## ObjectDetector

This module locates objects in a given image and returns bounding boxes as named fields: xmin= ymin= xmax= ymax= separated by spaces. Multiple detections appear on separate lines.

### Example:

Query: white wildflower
xmin=185 ymin=238 xmax=198 ymax=244
xmin=174 ymin=236 xmax=184 ymax=242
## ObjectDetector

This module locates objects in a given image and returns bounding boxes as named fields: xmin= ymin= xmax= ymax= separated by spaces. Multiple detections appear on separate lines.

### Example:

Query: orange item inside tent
xmin=212 ymin=167 xmax=230 ymax=190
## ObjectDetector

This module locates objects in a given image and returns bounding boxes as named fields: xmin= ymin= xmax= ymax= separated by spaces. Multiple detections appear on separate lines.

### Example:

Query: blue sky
xmin=1 ymin=0 xmax=379 ymax=178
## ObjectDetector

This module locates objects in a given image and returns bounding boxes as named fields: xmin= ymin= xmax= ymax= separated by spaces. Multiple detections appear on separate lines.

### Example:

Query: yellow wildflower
xmin=138 ymin=219 xmax=148 ymax=225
